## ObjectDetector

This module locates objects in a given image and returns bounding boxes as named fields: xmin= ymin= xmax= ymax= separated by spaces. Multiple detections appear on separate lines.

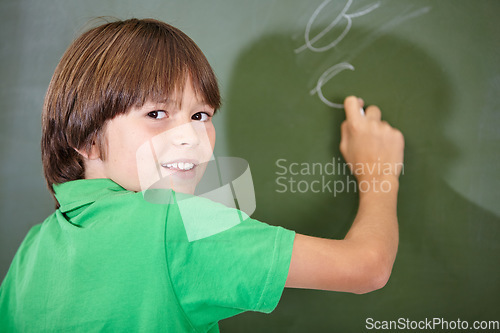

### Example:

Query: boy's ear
xmin=74 ymin=142 xmax=101 ymax=161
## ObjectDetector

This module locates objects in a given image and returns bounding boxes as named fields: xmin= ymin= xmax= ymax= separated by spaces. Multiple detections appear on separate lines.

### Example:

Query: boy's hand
xmin=340 ymin=96 xmax=404 ymax=184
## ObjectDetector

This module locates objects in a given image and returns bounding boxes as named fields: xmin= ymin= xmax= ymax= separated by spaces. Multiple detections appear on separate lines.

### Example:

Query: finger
xmin=365 ymin=105 xmax=381 ymax=121
xmin=344 ymin=96 xmax=363 ymax=122
xmin=357 ymin=97 xmax=365 ymax=109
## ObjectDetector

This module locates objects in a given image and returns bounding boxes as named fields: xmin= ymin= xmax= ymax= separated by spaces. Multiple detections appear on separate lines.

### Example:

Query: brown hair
xmin=41 ymin=18 xmax=220 ymax=201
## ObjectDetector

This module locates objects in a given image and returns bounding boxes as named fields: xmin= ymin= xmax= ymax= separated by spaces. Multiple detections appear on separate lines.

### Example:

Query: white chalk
xmin=360 ymin=107 xmax=365 ymax=116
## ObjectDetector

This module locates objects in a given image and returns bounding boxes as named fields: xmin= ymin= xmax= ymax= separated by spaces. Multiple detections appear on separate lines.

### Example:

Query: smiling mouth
xmin=161 ymin=161 xmax=196 ymax=171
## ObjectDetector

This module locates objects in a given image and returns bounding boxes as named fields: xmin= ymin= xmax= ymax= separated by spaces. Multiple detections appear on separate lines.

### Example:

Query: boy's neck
xmin=83 ymin=158 xmax=107 ymax=180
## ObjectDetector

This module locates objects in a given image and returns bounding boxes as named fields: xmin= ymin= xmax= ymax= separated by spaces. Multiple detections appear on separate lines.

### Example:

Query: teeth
xmin=163 ymin=162 xmax=195 ymax=171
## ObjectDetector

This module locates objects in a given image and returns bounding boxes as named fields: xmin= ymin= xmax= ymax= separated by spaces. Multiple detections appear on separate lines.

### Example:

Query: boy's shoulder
xmin=53 ymin=178 xmax=168 ymax=228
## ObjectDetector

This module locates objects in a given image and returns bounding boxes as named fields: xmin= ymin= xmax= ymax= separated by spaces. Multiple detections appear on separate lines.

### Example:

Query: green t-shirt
xmin=0 ymin=179 xmax=295 ymax=332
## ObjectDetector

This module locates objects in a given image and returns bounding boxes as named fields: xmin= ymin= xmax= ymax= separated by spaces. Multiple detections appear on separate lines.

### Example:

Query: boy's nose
xmin=170 ymin=122 xmax=201 ymax=147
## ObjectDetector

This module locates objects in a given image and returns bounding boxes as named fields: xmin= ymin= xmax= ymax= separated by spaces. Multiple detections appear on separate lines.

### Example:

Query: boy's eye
xmin=192 ymin=112 xmax=211 ymax=122
xmin=147 ymin=110 xmax=167 ymax=119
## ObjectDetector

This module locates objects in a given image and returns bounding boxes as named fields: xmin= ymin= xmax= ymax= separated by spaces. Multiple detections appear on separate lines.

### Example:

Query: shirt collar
xmin=53 ymin=178 xmax=128 ymax=214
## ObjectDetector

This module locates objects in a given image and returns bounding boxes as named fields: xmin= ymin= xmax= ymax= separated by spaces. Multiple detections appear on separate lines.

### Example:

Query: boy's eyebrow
xmin=136 ymin=100 xmax=214 ymax=111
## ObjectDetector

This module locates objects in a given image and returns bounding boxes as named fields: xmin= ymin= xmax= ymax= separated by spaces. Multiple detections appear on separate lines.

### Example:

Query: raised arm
xmin=285 ymin=96 xmax=404 ymax=294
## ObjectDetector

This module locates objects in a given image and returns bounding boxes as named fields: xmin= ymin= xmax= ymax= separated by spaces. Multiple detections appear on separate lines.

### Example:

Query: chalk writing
xmin=296 ymin=0 xmax=431 ymax=109
xmin=311 ymin=62 xmax=355 ymax=108
xmin=295 ymin=0 xmax=380 ymax=54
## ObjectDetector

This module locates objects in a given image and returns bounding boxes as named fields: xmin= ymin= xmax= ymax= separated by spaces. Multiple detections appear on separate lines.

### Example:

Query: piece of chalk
xmin=360 ymin=107 xmax=365 ymax=116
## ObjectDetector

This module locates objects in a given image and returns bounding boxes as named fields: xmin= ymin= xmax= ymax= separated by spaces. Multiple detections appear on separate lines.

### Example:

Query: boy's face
xmin=88 ymin=79 xmax=216 ymax=194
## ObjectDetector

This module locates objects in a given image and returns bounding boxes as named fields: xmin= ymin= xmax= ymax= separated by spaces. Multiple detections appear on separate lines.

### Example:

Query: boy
xmin=0 ymin=18 xmax=404 ymax=332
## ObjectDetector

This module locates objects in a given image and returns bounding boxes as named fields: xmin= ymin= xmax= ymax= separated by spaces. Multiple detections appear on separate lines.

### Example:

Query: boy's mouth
xmin=162 ymin=161 xmax=195 ymax=171
xmin=160 ymin=159 xmax=201 ymax=178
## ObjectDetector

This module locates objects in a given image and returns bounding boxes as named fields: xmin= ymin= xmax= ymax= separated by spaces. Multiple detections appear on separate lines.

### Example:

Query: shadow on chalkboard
xmin=223 ymin=25 xmax=460 ymax=238
xmin=221 ymin=27 xmax=500 ymax=332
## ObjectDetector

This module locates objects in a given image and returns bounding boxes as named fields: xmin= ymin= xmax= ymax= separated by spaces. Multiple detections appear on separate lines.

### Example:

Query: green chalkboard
xmin=1 ymin=0 xmax=499 ymax=331
xmin=222 ymin=0 xmax=500 ymax=331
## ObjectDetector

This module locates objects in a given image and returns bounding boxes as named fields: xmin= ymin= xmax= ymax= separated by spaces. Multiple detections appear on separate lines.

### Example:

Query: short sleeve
xmin=164 ymin=195 xmax=295 ymax=329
